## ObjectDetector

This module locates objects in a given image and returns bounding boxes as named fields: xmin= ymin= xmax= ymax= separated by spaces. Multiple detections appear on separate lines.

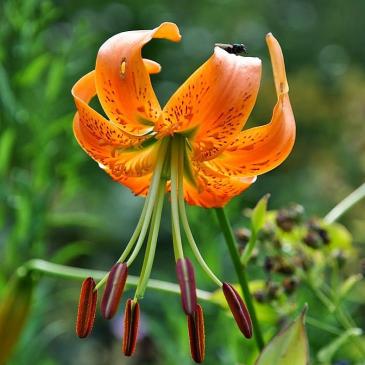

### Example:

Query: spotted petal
xmin=156 ymin=47 xmax=261 ymax=161
xmin=72 ymin=70 xmax=159 ymax=196
xmin=95 ymin=22 xmax=181 ymax=135
xmin=183 ymin=162 xmax=256 ymax=208
xmin=206 ymin=34 xmax=295 ymax=178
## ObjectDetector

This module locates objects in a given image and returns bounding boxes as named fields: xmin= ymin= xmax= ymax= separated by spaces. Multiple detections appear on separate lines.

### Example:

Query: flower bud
xmin=187 ymin=304 xmax=205 ymax=363
xmin=76 ymin=277 xmax=97 ymax=338
xmin=176 ymin=258 xmax=197 ymax=315
xmin=222 ymin=282 xmax=252 ymax=338
xmin=101 ymin=262 xmax=128 ymax=319
xmin=122 ymin=299 xmax=140 ymax=357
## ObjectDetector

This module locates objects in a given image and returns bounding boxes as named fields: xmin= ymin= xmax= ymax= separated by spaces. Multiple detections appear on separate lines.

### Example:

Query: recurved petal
xmin=95 ymin=22 xmax=181 ymax=135
xmin=184 ymin=162 xmax=256 ymax=208
xmin=72 ymin=71 xmax=145 ymax=148
xmin=74 ymin=112 xmax=158 ymax=194
xmin=205 ymin=34 xmax=295 ymax=178
xmin=157 ymin=47 xmax=261 ymax=161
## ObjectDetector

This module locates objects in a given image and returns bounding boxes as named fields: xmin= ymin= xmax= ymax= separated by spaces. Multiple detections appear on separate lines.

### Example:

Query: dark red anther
xmin=122 ymin=299 xmax=140 ymax=357
xmin=76 ymin=277 xmax=97 ymax=338
xmin=222 ymin=282 xmax=252 ymax=338
xmin=176 ymin=258 xmax=197 ymax=315
xmin=187 ymin=304 xmax=205 ymax=363
xmin=101 ymin=262 xmax=128 ymax=319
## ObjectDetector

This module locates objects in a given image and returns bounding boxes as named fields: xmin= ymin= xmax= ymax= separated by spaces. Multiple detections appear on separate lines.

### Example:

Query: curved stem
xmin=177 ymin=138 xmax=222 ymax=287
xmin=215 ymin=207 xmax=265 ymax=351
xmin=324 ymin=182 xmax=365 ymax=223
xmin=134 ymin=181 xmax=165 ymax=300
xmin=170 ymin=137 xmax=184 ymax=260
xmin=20 ymin=259 xmax=212 ymax=301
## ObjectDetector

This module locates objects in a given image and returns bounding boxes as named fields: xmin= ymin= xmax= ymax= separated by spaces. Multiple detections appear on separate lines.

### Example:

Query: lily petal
xmin=157 ymin=47 xmax=261 ymax=161
xmin=73 ymin=70 xmax=159 ymax=195
xmin=184 ymin=162 xmax=256 ymax=208
xmin=206 ymin=34 xmax=295 ymax=178
xmin=95 ymin=22 xmax=181 ymax=135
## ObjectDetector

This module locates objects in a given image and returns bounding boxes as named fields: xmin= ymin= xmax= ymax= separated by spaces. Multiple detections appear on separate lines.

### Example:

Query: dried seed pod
xmin=122 ymin=299 xmax=140 ymax=357
xmin=222 ymin=282 xmax=252 ymax=338
xmin=187 ymin=304 xmax=205 ymax=363
xmin=76 ymin=277 xmax=97 ymax=338
xmin=101 ymin=262 xmax=128 ymax=319
xmin=176 ymin=258 xmax=197 ymax=315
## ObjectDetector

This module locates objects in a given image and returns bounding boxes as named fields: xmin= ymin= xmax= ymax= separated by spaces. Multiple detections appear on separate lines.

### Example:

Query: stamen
xmin=120 ymin=57 xmax=127 ymax=78
xmin=187 ymin=304 xmax=205 ymax=363
xmin=101 ymin=263 xmax=128 ymax=319
xmin=176 ymin=258 xmax=197 ymax=315
xmin=177 ymin=137 xmax=222 ymax=287
xmin=126 ymin=140 xmax=169 ymax=267
xmin=122 ymin=299 xmax=140 ymax=356
xmin=76 ymin=277 xmax=97 ymax=338
xmin=134 ymin=180 xmax=166 ymax=300
xmin=171 ymin=137 xmax=184 ymax=260
xmin=222 ymin=282 xmax=253 ymax=338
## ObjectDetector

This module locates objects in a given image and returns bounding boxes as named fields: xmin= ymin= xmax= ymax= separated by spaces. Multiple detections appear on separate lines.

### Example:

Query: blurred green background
xmin=1 ymin=0 xmax=364 ymax=364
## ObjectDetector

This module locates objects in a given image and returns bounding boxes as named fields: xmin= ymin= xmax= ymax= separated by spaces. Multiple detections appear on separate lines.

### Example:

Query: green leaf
xmin=50 ymin=241 xmax=93 ymax=264
xmin=255 ymin=306 xmax=309 ymax=365
xmin=0 ymin=128 xmax=16 ymax=178
xmin=15 ymin=54 xmax=50 ymax=86
xmin=317 ymin=328 xmax=362 ymax=364
xmin=251 ymin=194 xmax=270 ymax=234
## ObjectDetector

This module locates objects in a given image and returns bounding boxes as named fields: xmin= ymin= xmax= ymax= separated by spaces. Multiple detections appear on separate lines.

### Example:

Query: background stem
xmin=20 ymin=259 xmax=213 ymax=301
xmin=215 ymin=208 xmax=265 ymax=351
xmin=324 ymin=182 xmax=365 ymax=223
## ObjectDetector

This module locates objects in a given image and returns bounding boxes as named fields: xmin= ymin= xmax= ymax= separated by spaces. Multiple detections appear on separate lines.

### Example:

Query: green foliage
xmin=255 ymin=307 xmax=309 ymax=365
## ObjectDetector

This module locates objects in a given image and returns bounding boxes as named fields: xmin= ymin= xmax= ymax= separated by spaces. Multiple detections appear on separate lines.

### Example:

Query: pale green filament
xmin=170 ymin=137 xmax=184 ymax=260
xmin=126 ymin=139 xmax=169 ymax=267
xmin=177 ymin=137 xmax=222 ymax=287
xmin=134 ymin=181 xmax=165 ymax=300
xmin=94 ymin=139 xmax=169 ymax=291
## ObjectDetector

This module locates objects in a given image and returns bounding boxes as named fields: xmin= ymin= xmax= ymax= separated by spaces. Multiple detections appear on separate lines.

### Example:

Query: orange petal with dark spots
xmin=95 ymin=22 xmax=181 ymax=135
xmin=122 ymin=299 xmax=140 ymax=357
xmin=156 ymin=47 xmax=261 ymax=161
xmin=76 ymin=277 xmax=97 ymax=338
xmin=183 ymin=161 xmax=256 ymax=208
xmin=187 ymin=304 xmax=205 ymax=363
xmin=205 ymin=34 xmax=295 ymax=178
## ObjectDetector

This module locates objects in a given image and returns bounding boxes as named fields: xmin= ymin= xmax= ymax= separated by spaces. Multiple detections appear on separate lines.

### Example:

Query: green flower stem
xmin=177 ymin=138 xmax=222 ymax=287
xmin=134 ymin=181 xmax=165 ymax=300
xmin=20 ymin=259 xmax=213 ymax=301
xmin=324 ymin=182 xmax=365 ymax=223
xmin=215 ymin=207 xmax=265 ymax=351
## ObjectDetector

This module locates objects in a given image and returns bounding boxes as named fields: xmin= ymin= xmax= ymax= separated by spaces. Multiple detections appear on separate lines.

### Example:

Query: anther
xmin=187 ymin=304 xmax=205 ymax=363
xmin=76 ymin=277 xmax=98 ymax=338
xmin=101 ymin=262 xmax=128 ymax=319
xmin=120 ymin=57 xmax=127 ymax=78
xmin=222 ymin=282 xmax=252 ymax=338
xmin=176 ymin=258 xmax=197 ymax=315
xmin=122 ymin=299 xmax=140 ymax=357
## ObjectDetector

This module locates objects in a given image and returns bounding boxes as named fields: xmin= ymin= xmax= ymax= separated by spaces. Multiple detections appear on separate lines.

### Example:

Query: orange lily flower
xmin=72 ymin=22 xmax=295 ymax=363
xmin=72 ymin=22 xmax=295 ymax=208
